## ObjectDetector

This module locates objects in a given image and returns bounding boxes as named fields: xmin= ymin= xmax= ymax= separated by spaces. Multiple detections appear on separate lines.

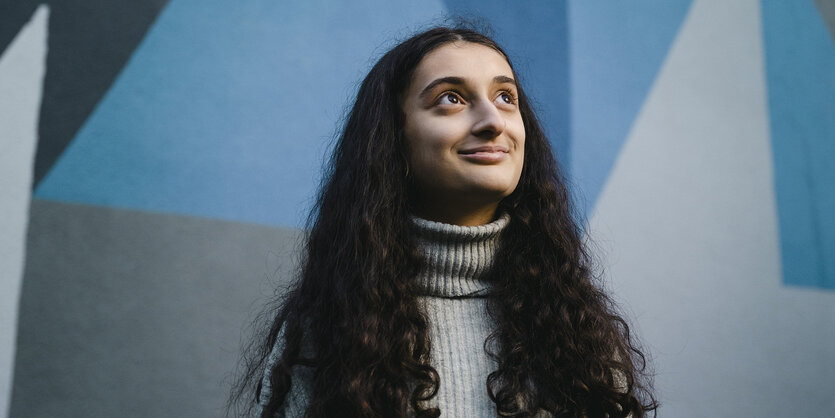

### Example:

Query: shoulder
xmin=257 ymin=322 xmax=315 ymax=417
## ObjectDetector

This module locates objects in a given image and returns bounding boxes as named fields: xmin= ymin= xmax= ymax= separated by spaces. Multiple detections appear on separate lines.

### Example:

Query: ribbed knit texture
xmin=257 ymin=213 xmax=510 ymax=417
xmin=412 ymin=213 xmax=508 ymax=416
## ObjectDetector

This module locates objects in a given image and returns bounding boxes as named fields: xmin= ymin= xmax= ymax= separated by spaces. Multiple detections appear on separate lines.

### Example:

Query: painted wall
xmin=1 ymin=0 xmax=833 ymax=416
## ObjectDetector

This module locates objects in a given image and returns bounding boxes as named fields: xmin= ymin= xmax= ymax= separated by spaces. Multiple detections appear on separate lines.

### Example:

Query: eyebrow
xmin=418 ymin=75 xmax=517 ymax=99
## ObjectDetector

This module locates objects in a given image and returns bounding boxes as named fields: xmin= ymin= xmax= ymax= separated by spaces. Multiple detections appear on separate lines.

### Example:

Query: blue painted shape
xmin=569 ymin=0 xmax=692 ymax=218
xmin=762 ymin=0 xmax=835 ymax=290
xmin=35 ymin=0 xmax=446 ymax=228
xmin=443 ymin=0 xmax=571 ymax=182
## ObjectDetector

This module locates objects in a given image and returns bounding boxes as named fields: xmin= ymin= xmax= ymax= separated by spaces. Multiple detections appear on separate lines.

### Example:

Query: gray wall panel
xmin=11 ymin=200 xmax=300 ymax=418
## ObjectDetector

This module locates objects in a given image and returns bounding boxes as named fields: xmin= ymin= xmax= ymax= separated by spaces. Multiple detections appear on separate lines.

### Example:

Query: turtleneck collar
xmin=410 ymin=213 xmax=510 ymax=298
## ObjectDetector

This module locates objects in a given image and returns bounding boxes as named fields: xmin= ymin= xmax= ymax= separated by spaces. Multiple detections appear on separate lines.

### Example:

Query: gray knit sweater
xmin=258 ymin=214 xmax=511 ymax=417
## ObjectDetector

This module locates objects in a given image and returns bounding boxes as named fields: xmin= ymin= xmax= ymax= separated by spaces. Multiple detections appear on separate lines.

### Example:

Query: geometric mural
xmin=29 ymin=0 xmax=697 ymax=228
xmin=3 ymin=0 xmax=835 ymax=416
xmin=34 ymin=0 xmax=446 ymax=228
xmin=590 ymin=1 xmax=834 ymax=415
xmin=0 ymin=0 xmax=171 ymax=188
xmin=568 ymin=0 xmax=693 ymax=218
xmin=0 ymin=5 xmax=47 ymax=418
xmin=762 ymin=0 xmax=835 ymax=290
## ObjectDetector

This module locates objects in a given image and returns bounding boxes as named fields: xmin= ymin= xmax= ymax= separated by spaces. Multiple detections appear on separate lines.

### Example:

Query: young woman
xmin=233 ymin=26 xmax=657 ymax=417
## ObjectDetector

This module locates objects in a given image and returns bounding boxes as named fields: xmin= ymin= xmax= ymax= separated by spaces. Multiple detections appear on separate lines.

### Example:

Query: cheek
xmin=510 ymin=115 xmax=526 ymax=143
xmin=509 ymin=117 xmax=526 ymax=153
xmin=407 ymin=117 xmax=461 ymax=156
xmin=510 ymin=119 xmax=526 ymax=178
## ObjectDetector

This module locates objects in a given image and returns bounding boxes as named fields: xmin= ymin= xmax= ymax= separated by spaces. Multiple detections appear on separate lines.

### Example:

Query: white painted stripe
xmin=0 ymin=5 xmax=49 ymax=416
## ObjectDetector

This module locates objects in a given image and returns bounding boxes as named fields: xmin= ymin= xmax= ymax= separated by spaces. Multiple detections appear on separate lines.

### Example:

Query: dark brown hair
xmin=231 ymin=25 xmax=657 ymax=418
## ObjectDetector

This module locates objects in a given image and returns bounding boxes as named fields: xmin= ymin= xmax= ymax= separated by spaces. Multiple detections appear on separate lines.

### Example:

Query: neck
xmin=413 ymin=197 xmax=500 ymax=227
xmin=411 ymin=212 xmax=510 ymax=297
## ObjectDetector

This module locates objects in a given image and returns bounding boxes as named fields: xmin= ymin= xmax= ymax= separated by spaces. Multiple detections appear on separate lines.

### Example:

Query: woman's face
xmin=402 ymin=41 xmax=525 ymax=224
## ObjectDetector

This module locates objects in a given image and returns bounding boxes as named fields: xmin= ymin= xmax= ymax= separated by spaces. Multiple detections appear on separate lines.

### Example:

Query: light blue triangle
xmin=35 ymin=0 xmax=446 ymax=228
xmin=569 ymin=0 xmax=693 ymax=218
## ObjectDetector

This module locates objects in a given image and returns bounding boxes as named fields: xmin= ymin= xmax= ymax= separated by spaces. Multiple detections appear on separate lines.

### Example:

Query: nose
xmin=470 ymin=100 xmax=505 ymax=139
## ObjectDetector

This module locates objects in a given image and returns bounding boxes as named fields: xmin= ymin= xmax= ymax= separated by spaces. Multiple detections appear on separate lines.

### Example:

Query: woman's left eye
xmin=443 ymin=94 xmax=460 ymax=104
xmin=497 ymin=91 xmax=516 ymax=105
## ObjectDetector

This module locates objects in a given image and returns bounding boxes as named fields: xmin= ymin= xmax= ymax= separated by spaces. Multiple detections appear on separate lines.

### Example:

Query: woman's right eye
xmin=437 ymin=92 xmax=462 ymax=105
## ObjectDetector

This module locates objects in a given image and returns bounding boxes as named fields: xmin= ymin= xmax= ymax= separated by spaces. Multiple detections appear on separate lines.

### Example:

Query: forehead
xmin=410 ymin=42 xmax=514 ymax=86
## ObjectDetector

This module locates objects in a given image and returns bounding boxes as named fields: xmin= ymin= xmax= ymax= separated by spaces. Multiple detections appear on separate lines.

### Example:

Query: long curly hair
xmin=231 ymin=25 xmax=657 ymax=417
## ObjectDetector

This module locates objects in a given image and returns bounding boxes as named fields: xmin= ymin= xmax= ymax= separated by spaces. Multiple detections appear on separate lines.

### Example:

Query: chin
xmin=466 ymin=182 xmax=518 ymax=200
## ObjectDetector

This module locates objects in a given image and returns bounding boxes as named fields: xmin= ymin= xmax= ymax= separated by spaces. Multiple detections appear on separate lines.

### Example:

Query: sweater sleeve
xmin=255 ymin=326 xmax=313 ymax=418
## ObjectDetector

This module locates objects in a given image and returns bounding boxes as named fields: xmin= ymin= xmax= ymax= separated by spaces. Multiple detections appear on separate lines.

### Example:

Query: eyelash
xmin=435 ymin=89 xmax=518 ymax=106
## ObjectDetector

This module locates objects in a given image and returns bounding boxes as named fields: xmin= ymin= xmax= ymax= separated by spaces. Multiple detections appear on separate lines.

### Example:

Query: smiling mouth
xmin=458 ymin=145 xmax=509 ymax=155
xmin=457 ymin=145 xmax=509 ymax=163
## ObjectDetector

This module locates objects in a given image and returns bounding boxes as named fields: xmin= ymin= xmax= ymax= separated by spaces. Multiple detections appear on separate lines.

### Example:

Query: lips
xmin=457 ymin=145 xmax=510 ymax=163
xmin=457 ymin=145 xmax=509 ymax=155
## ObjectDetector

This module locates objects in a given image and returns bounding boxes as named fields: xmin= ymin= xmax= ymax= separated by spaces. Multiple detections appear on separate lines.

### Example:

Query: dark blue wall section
xmin=443 ymin=0 xmax=572 ymax=178
xmin=34 ymin=0 xmax=446 ymax=228
xmin=568 ymin=0 xmax=692 ymax=218
xmin=762 ymin=0 xmax=835 ymax=290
